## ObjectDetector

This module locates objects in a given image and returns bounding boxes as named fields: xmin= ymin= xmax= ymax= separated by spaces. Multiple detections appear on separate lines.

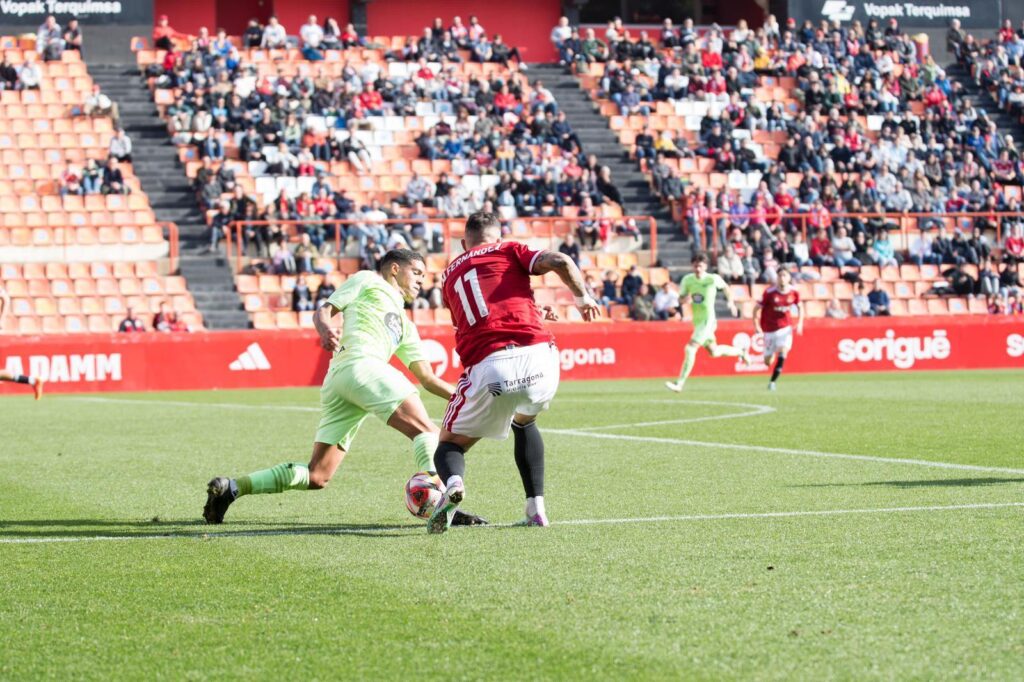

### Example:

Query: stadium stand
xmin=8 ymin=14 xmax=1021 ymax=337
xmin=0 ymin=37 xmax=201 ymax=334
xmin=131 ymin=17 xmax=671 ymax=328
xmin=556 ymin=15 xmax=1024 ymax=317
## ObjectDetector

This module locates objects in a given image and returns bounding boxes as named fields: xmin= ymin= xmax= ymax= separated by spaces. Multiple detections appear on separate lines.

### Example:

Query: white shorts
xmin=442 ymin=342 xmax=561 ymax=440
xmin=763 ymin=326 xmax=793 ymax=358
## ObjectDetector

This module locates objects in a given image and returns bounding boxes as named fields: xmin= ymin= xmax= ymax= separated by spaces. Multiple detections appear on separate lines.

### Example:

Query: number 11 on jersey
xmin=453 ymin=268 xmax=489 ymax=325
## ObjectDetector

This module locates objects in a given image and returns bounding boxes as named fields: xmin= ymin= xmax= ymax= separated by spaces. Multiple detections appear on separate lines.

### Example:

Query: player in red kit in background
xmin=752 ymin=267 xmax=803 ymax=391
xmin=428 ymin=211 xmax=601 ymax=533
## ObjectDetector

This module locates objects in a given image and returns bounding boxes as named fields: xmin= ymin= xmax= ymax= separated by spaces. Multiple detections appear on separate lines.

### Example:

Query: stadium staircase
xmin=529 ymin=63 xmax=692 ymax=274
xmin=87 ymin=63 xmax=250 ymax=330
xmin=945 ymin=62 xmax=1024 ymax=146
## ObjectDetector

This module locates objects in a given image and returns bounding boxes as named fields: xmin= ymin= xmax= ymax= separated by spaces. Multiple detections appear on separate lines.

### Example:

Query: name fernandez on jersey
xmin=442 ymin=241 xmax=552 ymax=367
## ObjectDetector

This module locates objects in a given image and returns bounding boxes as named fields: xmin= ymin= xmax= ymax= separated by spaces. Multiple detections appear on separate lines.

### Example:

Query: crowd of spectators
xmin=56 ymin=112 xmax=134 ymax=198
xmin=579 ymin=264 xmax=685 ymax=321
xmin=145 ymin=13 xmax=634 ymax=267
xmin=0 ymin=15 xmax=82 ymax=92
xmin=35 ymin=14 xmax=82 ymax=61
xmin=549 ymin=13 xmax=1024 ymax=314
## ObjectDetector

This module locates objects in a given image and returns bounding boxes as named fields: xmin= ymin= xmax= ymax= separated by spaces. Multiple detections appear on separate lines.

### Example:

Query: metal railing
xmin=674 ymin=209 xmax=1019 ymax=257
xmin=221 ymin=215 xmax=658 ymax=274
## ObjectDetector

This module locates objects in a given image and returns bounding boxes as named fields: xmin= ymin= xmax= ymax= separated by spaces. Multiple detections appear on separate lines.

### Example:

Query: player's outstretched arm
xmin=796 ymin=301 xmax=805 ymax=335
xmin=677 ymin=292 xmax=690 ymax=321
xmin=721 ymin=282 xmax=739 ymax=317
xmin=752 ymin=301 xmax=763 ymax=334
xmin=312 ymin=304 xmax=342 ymax=352
xmin=408 ymin=360 xmax=455 ymax=400
xmin=532 ymin=251 xmax=601 ymax=321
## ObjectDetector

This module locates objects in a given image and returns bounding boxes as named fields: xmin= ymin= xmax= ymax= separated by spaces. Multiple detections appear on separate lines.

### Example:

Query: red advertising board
xmin=1 ymin=317 xmax=1022 ymax=395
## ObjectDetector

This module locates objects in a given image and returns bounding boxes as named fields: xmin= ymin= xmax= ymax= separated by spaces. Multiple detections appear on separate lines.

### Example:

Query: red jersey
xmin=759 ymin=286 xmax=799 ymax=332
xmin=442 ymin=241 xmax=552 ymax=367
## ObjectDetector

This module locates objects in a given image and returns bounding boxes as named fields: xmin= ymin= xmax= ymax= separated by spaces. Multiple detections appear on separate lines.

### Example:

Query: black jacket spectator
xmin=101 ymin=161 xmax=126 ymax=194
xmin=944 ymin=266 xmax=976 ymax=295
xmin=315 ymin=282 xmax=336 ymax=305
xmin=244 ymin=21 xmax=263 ymax=47
xmin=558 ymin=235 xmax=581 ymax=266
xmin=292 ymin=279 xmax=315 ymax=312
xmin=118 ymin=312 xmax=145 ymax=332
xmin=778 ymin=140 xmax=801 ymax=172
xmin=0 ymin=59 xmax=17 ymax=88
xmin=621 ymin=268 xmax=643 ymax=303
xmin=597 ymin=175 xmax=622 ymax=205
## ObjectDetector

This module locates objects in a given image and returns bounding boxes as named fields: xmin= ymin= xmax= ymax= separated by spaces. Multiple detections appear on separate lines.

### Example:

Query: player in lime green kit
xmin=665 ymin=252 xmax=749 ymax=392
xmin=203 ymin=249 xmax=484 ymax=525
xmin=0 ymin=286 xmax=44 ymax=399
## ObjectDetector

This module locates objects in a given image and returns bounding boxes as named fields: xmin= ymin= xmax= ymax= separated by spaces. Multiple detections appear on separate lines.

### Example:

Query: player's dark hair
xmin=378 ymin=248 xmax=424 ymax=274
xmin=691 ymin=252 xmax=709 ymax=265
xmin=464 ymin=211 xmax=502 ymax=238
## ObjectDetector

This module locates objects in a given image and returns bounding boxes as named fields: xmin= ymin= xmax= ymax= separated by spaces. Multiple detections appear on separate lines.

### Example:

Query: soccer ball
xmin=405 ymin=472 xmax=444 ymax=519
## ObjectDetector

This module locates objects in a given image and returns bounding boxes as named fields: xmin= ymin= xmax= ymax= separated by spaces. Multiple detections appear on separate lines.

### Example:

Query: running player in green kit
xmin=203 ymin=249 xmax=484 ymax=525
xmin=665 ymin=252 xmax=749 ymax=392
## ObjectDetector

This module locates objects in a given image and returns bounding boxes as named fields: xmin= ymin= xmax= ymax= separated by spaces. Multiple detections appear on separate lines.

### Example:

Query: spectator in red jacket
xmin=701 ymin=48 xmax=722 ymax=71
xmin=810 ymin=228 xmax=835 ymax=266
xmin=493 ymin=84 xmax=519 ymax=115
xmin=357 ymin=82 xmax=383 ymax=115
xmin=153 ymin=15 xmax=191 ymax=51
xmin=1004 ymin=225 xmax=1024 ymax=264
xmin=153 ymin=301 xmax=188 ymax=332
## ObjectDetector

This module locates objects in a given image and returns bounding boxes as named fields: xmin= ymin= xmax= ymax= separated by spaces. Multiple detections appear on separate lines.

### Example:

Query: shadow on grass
xmin=793 ymin=477 xmax=1024 ymax=489
xmin=0 ymin=518 xmax=422 ymax=540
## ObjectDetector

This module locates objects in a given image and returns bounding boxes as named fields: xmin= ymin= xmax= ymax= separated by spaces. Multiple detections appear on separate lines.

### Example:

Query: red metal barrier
xmin=1 ymin=316 xmax=1021 ymax=394
xmin=682 ymin=210 xmax=1014 ymax=257
xmin=222 ymin=215 xmax=659 ymax=274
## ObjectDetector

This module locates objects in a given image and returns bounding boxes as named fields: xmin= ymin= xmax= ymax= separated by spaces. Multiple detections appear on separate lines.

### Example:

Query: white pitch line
xmin=574 ymin=400 xmax=775 ymax=431
xmin=67 ymin=396 xmax=1024 ymax=476
xmin=1 ymin=502 xmax=1021 ymax=545
xmin=557 ymin=502 xmax=1024 ymax=526
xmin=545 ymin=428 xmax=1024 ymax=476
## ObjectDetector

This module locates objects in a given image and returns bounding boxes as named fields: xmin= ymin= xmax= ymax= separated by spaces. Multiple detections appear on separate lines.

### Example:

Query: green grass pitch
xmin=2 ymin=370 xmax=1023 ymax=679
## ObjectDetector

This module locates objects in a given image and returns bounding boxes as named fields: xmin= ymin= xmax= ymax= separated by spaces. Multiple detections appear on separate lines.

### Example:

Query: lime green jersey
xmin=324 ymin=270 xmax=425 ymax=367
xmin=680 ymin=272 xmax=727 ymax=326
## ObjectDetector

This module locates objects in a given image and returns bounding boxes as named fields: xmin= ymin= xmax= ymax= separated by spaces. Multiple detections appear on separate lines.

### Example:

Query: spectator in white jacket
xmin=261 ymin=16 xmax=288 ymax=49
xmin=108 ymin=128 xmax=133 ymax=162
xmin=299 ymin=15 xmax=324 ymax=60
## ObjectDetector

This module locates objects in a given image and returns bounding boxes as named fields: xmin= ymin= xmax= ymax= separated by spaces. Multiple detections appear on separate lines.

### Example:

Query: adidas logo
xmin=229 ymin=343 xmax=271 ymax=371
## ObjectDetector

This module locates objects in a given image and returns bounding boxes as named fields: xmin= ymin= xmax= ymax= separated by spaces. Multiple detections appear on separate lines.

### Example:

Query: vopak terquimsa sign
xmin=0 ymin=0 xmax=153 ymax=26
xmin=790 ymin=0 xmax=1001 ymax=29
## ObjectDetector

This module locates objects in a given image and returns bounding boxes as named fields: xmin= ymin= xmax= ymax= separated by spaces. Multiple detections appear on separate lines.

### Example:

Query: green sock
xmin=412 ymin=432 xmax=439 ymax=473
xmin=678 ymin=345 xmax=697 ymax=382
xmin=236 ymin=462 xmax=310 ymax=496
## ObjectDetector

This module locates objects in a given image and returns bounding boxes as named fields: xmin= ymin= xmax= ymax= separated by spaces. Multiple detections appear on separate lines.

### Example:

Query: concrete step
xmin=154 ymin=208 xmax=204 ymax=223
xmin=150 ymin=199 xmax=198 ymax=210
xmin=130 ymin=153 xmax=179 ymax=164
xmin=116 ymin=103 xmax=158 ymax=114
xmin=201 ymin=310 xmax=251 ymax=330
xmin=191 ymin=291 xmax=244 ymax=306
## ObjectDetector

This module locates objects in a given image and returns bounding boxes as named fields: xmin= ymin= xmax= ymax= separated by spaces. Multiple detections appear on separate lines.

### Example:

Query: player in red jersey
xmin=752 ymin=267 xmax=803 ymax=391
xmin=427 ymin=211 xmax=601 ymax=533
